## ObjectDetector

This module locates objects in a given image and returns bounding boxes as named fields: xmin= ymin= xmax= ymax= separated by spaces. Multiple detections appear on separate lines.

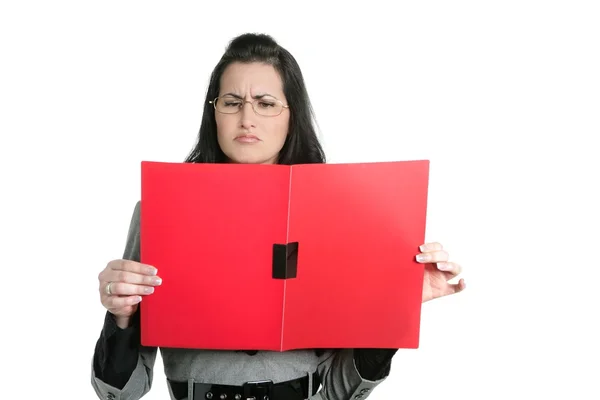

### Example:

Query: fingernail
xmin=419 ymin=244 xmax=428 ymax=252
xmin=147 ymin=266 xmax=158 ymax=275
xmin=437 ymin=262 xmax=451 ymax=271
xmin=416 ymin=254 xmax=430 ymax=262
xmin=144 ymin=287 xmax=155 ymax=294
xmin=132 ymin=296 xmax=142 ymax=304
xmin=153 ymin=277 xmax=162 ymax=285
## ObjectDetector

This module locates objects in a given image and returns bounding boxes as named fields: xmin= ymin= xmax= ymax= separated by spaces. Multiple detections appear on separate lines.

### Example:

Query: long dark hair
xmin=184 ymin=33 xmax=326 ymax=165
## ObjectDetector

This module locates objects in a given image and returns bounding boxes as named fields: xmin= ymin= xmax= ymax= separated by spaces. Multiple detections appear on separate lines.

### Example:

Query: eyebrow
xmin=222 ymin=92 xmax=277 ymax=99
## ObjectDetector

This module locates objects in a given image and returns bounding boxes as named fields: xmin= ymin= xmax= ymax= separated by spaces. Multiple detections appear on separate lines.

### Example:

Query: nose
xmin=239 ymin=100 xmax=256 ymax=129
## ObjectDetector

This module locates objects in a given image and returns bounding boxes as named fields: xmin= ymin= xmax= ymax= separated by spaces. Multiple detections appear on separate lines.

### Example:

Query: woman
xmin=92 ymin=33 xmax=466 ymax=400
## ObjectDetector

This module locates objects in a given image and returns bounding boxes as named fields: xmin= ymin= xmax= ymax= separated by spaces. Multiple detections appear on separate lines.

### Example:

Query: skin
xmin=98 ymin=63 xmax=465 ymax=328
xmin=417 ymin=242 xmax=466 ymax=302
xmin=215 ymin=62 xmax=290 ymax=165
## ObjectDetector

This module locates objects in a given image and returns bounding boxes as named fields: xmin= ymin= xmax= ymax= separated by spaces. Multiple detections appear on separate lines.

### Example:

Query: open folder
xmin=139 ymin=160 xmax=430 ymax=351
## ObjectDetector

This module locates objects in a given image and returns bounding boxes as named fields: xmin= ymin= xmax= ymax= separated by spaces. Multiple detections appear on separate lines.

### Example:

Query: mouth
xmin=234 ymin=134 xmax=260 ymax=143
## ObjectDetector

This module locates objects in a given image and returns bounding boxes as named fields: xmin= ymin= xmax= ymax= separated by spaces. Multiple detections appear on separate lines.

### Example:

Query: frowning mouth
xmin=235 ymin=134 xmax=260 ymax=143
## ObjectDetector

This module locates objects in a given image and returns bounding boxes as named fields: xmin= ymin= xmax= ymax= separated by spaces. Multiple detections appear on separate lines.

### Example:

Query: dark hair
xmin=184 ymin=33 xmax=326 ymax=165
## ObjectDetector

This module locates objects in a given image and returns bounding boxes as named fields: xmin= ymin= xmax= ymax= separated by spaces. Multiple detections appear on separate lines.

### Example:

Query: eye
xmin=223 ymin=100 xmax=242 ymax=107
xmin=258 ymin=101 xmax=275 ymax=108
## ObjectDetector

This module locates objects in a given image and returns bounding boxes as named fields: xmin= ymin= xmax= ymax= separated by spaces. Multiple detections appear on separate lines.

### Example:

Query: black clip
xmin=272 ymin=242 xmax=299 ymax=279
xmin=242 ymin=379 xmax=273 ymax=400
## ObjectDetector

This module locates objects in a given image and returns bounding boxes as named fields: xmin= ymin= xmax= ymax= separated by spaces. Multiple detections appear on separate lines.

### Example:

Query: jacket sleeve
xmin=312 ymin=348 xmax=396 ymax=400
xmin=91 ymin=201 xmax=159 ymax=400
xmin=353 ymin=348 xmax=397 ymax=381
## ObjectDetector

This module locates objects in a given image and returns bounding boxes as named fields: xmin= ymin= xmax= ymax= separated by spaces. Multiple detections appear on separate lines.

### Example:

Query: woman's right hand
xmin=98 ymin=259 xmax=162 ymax=329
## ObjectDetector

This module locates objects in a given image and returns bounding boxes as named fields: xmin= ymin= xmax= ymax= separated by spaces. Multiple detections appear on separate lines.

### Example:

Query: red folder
xmin=139 ymin=160 xmax=429 ymax=351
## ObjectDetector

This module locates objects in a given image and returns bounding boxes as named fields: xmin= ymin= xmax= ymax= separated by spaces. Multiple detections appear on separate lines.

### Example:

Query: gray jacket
xmin=90 ymin=202 xmax=390 ymax=399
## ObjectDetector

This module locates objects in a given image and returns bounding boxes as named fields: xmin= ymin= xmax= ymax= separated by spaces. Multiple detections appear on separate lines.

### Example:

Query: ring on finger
xmin=105 ymin=282 xmax=113 ymax=296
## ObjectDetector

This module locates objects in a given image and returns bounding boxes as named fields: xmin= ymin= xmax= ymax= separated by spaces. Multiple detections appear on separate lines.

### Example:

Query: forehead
xmin=219 ymin=62 xmax=284 ymax=97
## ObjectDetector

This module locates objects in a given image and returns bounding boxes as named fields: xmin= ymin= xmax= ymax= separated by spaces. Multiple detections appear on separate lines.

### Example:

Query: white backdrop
xmin=1 ymin=1 xmax=599 ymax=399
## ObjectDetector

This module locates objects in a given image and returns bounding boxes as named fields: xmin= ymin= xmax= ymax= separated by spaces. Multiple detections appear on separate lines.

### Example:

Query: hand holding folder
xmin=139 ymin=160 xmax=430 ymax=351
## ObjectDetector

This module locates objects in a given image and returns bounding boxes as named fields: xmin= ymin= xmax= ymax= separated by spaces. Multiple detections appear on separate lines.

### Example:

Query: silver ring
xmin=105 ymin=282 xmax=113 ymax=296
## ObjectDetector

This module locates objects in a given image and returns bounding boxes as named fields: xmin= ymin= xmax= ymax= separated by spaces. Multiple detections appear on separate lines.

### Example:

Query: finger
xmin=104 ymin=295 xmax=142 ymax=309
xmin=436 ymin=261 xmax=462 ymax=277
xmin=104 ymin=281 xmax=156 ymax=296
xmin=433 ymin=278 xmax=466 ymax=301
xmin=110 ymin=259 xmax=158 ymax=276
xmin=105 ymin=269 xmax=162 ymax=287
xmin=416 ymin=249 xmax=449 ymax=263
xmin=446 ymin=278 xmax=466 ymax=295
xmin=419 ymin=242 xmax=443 ymax=252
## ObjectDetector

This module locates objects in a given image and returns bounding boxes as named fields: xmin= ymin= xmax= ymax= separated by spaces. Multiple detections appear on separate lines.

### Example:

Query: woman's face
xmin=215 ymin=62 xmax=290 ymax=164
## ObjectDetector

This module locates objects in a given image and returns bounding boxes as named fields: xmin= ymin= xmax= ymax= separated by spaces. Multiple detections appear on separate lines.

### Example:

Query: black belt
xmin=168 ymin=372 xmax=320 ymax=400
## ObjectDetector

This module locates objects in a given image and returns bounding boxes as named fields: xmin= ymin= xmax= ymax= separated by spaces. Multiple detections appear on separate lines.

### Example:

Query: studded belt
xmin=168 ymin=372 xmax=320 ymax=400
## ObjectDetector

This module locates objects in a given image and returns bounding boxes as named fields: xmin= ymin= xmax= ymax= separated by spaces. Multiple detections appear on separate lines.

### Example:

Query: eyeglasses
xmin=209 ymin=95 xmax=289 ymax=117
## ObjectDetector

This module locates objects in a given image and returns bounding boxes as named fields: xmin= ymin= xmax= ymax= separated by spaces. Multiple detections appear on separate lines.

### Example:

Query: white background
xmin=1 ymin=1 xmax=599 ymax=399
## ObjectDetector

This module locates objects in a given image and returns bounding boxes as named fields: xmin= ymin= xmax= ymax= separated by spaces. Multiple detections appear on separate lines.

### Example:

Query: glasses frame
xmin=209 ymin=96 xmax=289 ymax=117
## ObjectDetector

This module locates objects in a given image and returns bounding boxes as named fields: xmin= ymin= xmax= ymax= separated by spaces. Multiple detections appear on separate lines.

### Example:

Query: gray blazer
xmin=90 ymin=202 xmax=389 ymax=399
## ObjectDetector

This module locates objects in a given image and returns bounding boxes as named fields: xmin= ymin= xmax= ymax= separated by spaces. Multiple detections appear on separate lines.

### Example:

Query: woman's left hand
xmin=416 ymin=242 xmax=466 ymax=303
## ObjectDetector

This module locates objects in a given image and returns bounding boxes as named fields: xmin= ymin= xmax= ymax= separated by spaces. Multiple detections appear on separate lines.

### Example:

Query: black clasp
xmin=272 ymin=242 xmax=299 ymax=279
xmin=242 ymin=379 xmax=273 ymax=400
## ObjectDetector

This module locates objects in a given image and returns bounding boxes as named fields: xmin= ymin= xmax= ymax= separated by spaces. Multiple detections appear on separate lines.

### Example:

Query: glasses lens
xmin=253 ymin=98 xmax=283 ymax=116
xmin=215 ymin=96 xmax=242 ymax=114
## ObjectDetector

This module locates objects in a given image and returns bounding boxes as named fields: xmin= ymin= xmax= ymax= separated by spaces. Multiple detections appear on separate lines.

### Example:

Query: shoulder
xmin=122 ymin=201 xmax=141 ymax=262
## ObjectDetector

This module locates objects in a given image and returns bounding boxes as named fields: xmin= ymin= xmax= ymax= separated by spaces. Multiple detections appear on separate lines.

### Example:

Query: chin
xmin=227 ymin=151 xmax=276 ymax=165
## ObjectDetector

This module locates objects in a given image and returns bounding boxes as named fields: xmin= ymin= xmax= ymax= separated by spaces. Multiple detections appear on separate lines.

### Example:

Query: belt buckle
xmin=242 ymin=379 xmax=273 ymax=400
